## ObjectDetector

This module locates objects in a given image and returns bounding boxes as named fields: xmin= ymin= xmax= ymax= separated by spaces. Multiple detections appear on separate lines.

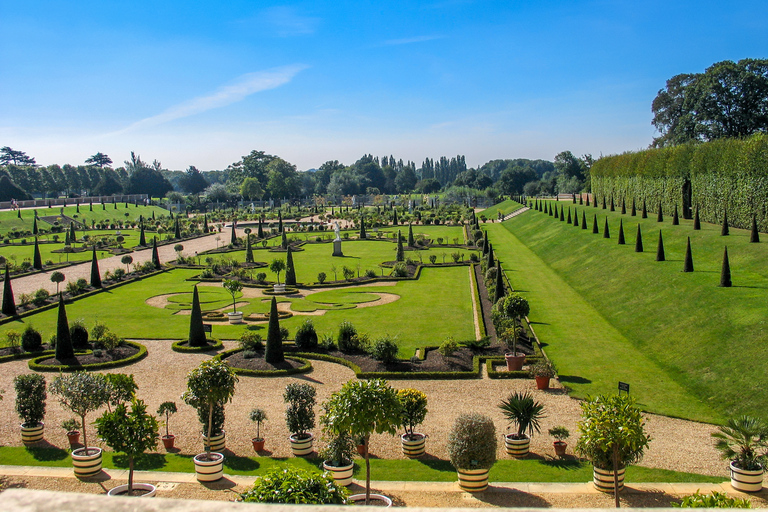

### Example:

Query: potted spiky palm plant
xmin=498 ymin=391 xmax=545 ymax=458
xmin=712 ymin=416 xmax=768 ymax=492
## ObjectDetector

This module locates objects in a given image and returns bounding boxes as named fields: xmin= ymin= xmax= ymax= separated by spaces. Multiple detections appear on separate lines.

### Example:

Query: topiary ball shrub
xmin=337 ymin=321 xmax=358 ymax=353
xmin=21 ymin=325 xmax=43 ymax=352
xmin=239 ymin=467 xmax=348 ymax=504
xmin=368 ymin=335 xmax=399 ymax=363
xmin=447 ymin=412 xmax=497 ymax=470
xmin=294 ymin=319 xmax=318 ymax=351
xmin=239 ymin=332 xmax=263 ymax=351
xmin=69 ymin=321 xmax=89 ymax=349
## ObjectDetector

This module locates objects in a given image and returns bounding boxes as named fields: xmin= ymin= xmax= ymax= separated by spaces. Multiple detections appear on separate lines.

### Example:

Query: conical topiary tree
xmin=621 ymin=198 xmax=626 ymax=215
xmin=631 ymin=198 xmax=636 ymax=216
xmin=494 ymin=261 xmax=505 ymax=302
xmin=245 ymin=235 xmax=254 ymax=263
xmin=573 ymin=209 xmax=579 ymax=226
xmin=257 ymin=216 xmax=264 ymax=238
xmin=2 ymin=265 xmax=16 ymax=316
xmin=721 ymin=210 xmax=729 ymax=236
xmin=139 ymin=222 xmax=147 ymax=246
xmin=396 ymin=230 xmax=404 ymax=262
xmin=586 ymin=195 xmax=590 ymax=207
xmin=751 ymin=215 xmax=760 ymax=243
xmin=720 ymin=247 xmax=732 ymax=287
xmin=657 ymin=202 xmax=663 ymax=222
xmin=603 ymin=218 xmax=610 ymax=238
xmin=175 ymin=218 xmax=181 ymax=239
xmin=487 ymin=244 xmax=494 ymax=268
xmin=32 ymin=217 xmax=38 ymax=235
xmin=33 ymin=238 xmax=42 ymax=270
xmin=151 ymin=239 xmax=161 ymax=269
xmin=360 ymin=216 xmax=366 ymax=239
xmin=683 ymin=236 xmax=694 ymax=272
xmin=189 ymin=286 xmax=207 ymax=347
xmin=69 ymin=222 xmax=76 ymax=243
xmin=602 ymin=197 xmax=606 ymax=209
xmin=592 ymin=214 xmax=599 ymax=234
xmin=559 ymin=205 xmax=565 ymax=221
xmin=392 ymin=209 xmax=399 ymax=226
xmin=693 ymin=205 xmax=701 ymax=230
xmin=617 ymin=220 xmax=625 ymax=245
xmin=408 ymin=223 xmax=414 ymax=247
xmin=278 ymin=211 xmax=283 ymax=233
xmin=265 ymin=297 xmax=284 ymax=364
xmin=90 ymin=247 xmax=102 ymax=288
xmin=642 ymin=199 xmax=648 ymax=219
xmin=567 ymin=208 xmax=572 ymax=224
xmin=656 ymin=231 xmax=665 ymax=261
xmin=230 ymin=223 xmax=237 ymax=245
xmin=203 ymin=215 xmax=209 ymax=233
xmin=285 ymin=247 xmax=297 ymax=286
xmin=281 ymin=232 xmax=288 ymax=250
xmin=56 ymin=294 xmax=75 ymax=361
xmin=672 ymin=205 xmax=679 ymax=225
xmin=635 ymin=224 xmax=643 ymax=252
xmin=610 ymin=197 xmax=615 ymax=212
xmin=581 ymin=211 xmax=587 ymax=229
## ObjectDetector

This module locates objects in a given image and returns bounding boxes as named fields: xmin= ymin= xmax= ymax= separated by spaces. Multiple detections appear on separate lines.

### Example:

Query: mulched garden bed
xmin=222 ymin=350 xmax=305 ymax=371
xmin=0 ymin=344 xmax=52 ymax=358
xmin=34 ymin=345 xmax=139 ymax=366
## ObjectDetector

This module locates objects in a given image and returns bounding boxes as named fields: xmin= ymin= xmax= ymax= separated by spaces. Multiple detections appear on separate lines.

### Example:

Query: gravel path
xmin=0 ymin=339 xmax=728 ymax=478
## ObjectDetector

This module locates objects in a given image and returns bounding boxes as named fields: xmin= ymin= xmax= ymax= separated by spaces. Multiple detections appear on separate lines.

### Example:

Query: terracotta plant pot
xmin=161 ymin=434 xmax=175 ymax=450
xmin=66 ymin=430 xmax=81 ymax=447
xmin=535 ymin=376 xmax=550 ymax=390
xmin=505 ymin=353 xmax=526 ymax=371
xmin=252 ymin=438 xmax=265 ymax=452
xmin=356 ymin=443 xmax=366 ymax=456
xmin=553 ymin=441 xmax=567 ymax=457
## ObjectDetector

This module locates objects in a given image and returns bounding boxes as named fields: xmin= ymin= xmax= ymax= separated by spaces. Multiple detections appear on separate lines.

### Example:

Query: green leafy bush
xmin=239 ymin=332 xmax=263 ymax=351
xmin=368 ymin=335 xmax=399 ymax=363
xmin=337 ymin=321 xmax=358 ymax=353
xmin=21 ymin=325 xmax=42 ymax=352
xmin=284 ymin=383 xmax=316 ymax=437
xmin=365 ymin=269 xmax=377 ymax=278
xmin=447 ymin=412 xmax=497 ymax=470
xmin=462 ymin=337 xmax=491 ymax=351
xmin=239 ymin=467 xmax=348 ymax=504
xmin=392 ymin=262 xmax=408 ymax=277
xmin=317 ymin=272 xmax=326 ymax=284
xmin=438 ymin=336 xmax=460 ymax=357
xmin=69 ymin=320 xmax=89 ymax=349
xmin=32 ymin=288 xmax=50 ymax=307
xmin=14 ymin=373 xmax=47 ymax=426
xmin=675 ymin=491 xmax=751 ymax=508
xmin=294 ymin=320 xmax=318 ymax=350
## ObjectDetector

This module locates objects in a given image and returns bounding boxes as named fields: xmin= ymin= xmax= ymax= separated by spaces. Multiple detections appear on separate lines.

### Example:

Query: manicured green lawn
xmin=492 ymin=201 xmax=768 ymax=422
xmin=480 ymin=199 xmax=524 ymax=220
xmin=0 ymin=446 xmax=724 ymax=483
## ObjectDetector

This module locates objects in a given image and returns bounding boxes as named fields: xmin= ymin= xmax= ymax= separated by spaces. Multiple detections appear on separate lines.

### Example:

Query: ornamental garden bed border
xmin=171 ymin=338 xmax=224 ymax=353
xmin=0 ymin=348 xmax=55 ymax=364
xmin=27 ymin=341 xmax=147 ymax=372
xmin=214 ymin=348 xmax=312 ymax=377
xmin=1 ymin=262 xmax=76 ymax=281
xmin=486 ymin=356 xmax=544 ymax=379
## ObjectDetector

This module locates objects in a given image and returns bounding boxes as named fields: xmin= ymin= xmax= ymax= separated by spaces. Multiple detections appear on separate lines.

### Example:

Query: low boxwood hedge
xmin=215 ymin=348 xmax=312 ymax=377
xmin=0 ymin=349 xmax=55 ymax=364
xmin=28 ymin=341 xmax=148 ymax=372
xmin=171 ymin=338 xmax=224 ymax=353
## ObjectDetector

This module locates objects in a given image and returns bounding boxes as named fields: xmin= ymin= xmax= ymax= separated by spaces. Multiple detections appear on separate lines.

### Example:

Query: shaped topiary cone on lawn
xmin=642 ymin=199 xmax=648 ymax=219
xmin=683 ymin=237 xmax=694 ymax=272
xmin=33 ymin=238 xmax=42 ymax=270
xmin=672 ymin=205 xmax=679 ymax=225
xmin=610 ymin=197 xmax=615 ymax=212
xmin=603 ymin=217 xmax=610 ymax=239
xmin=487 ymin=244 xmax=495 ymax=268
xmin=657 ymin=202 xmax=663 ymax=222
xmin=720 ymin=247 xmax=732 ymax=287
xmin=408 ymin=223 xmax=415 ymax=246
xmin=581 ymin=211 xmax=587 ymax=229
xmin=494 ymin=260 xmax=505 ymax=303
xmin=617 ymin=220 xmax=625 ymax=245
xmin=635 ymin=224 xmax=643 ymax=252
xmin=90 ymin=247 xmax=102 ymax=288
xmin=592 ymin=214 xmax=599 ymax=234
xmin=2 ymin=265 xmax=16 ymax=316
xmin=631 ymin=198 xmax=637 ymax=216
xmin=55 ymin=294 xmax=75 ymax=361
xmin=151 ymin=239 xmax=161 ymax=269
xmin=188 ymin=286 xmax=207 ymax=347
xmin=656 ymin=231 xmax=665 ymax=261
xmin=559 ymin=205 xmax=565 ymax=221
xmin=750 ymin=215 xmax=760 ymax=243
xmin=396 ymin=230 xmax=404 ymax=262
xmin=721 ymin=211 xmax=729 ymax=236
xmin=285 ymin=246 xmax=297 ymax=286
xmin=566 ymin=208 xmax=571 ymax=224
xmin=602 ymin=196 xmax=607 ymax=209
xmin=693 ymin=206 xmax=701 ymax=230
xmin=621 ymin=198 xmax=626 ymax=214
xmin=265 ymin=297 xmax=284 ymax=364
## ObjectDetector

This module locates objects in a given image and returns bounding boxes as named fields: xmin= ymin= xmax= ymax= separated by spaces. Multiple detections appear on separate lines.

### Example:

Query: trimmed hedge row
xmin=0 ymin=349 xmax=55 ymax=364
xmin=591 ymin=134 xmax=768 ymax=230
xmin=171 ymin=338 xmax=224 ymax=353
xmin=214 ymin=348 xmax=312 ymax=377
xmin=28 ymin=341 xmax=148 ymax=372
xmin=486 ymin=356 xmax=543 ymax=379
xmin=469 ymin=263 xmax=488 ymax=338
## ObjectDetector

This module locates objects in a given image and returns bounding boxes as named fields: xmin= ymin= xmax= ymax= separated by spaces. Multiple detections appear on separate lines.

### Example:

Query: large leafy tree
xmin=240 ymin=177 xmax=264 ymax=200
xmin=178 ymin=165 xmax=209 ymax=195
xmin=0 ymin=147 xmax=36 ymax=166
xmin=126 ymin=167 xmax=173 ymax=198
xmin=226 ymin=150 xmax=277 ymax=191
xmin=265 ymin=158 xmax=300 ymax=198
xmin=652 ymin=59 xmax=768 ymax=147
xmin=85 ymin=152 xmax=113 ymax=168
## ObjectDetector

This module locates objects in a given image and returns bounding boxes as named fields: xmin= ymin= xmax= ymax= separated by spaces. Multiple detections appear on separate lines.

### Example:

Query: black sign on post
xmin=618 ymin=382 xmax=630 ymax=395
xmin=203 ymin=324 xmax=212 ymax=334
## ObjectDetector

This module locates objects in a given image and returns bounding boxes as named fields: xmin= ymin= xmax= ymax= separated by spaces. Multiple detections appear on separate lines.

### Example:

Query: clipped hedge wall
xmin=171 ymin=338 xmax=224 ymax=353
xmin=591 ymin=134 xmax=768 ymax=230
xmin=28 ymin=341 xmax=147 ymax=372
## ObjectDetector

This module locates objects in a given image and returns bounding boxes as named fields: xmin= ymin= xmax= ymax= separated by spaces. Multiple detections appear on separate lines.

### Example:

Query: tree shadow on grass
xmin=113 ymin=453 xmax=167 ymax=471
xmin=621 ymin=488 xmax=678 ymax=507
xmin=223 ymin=453 xmax=260 ymax=472
xmin=558 ymin=375 xmax=592 ymax=385
xmin=25 ymin=445 xmax=69 ymax=462
xmin=537 ymin=455 xmax=585 ymax=471
xmin=413 ymin=458 xmax=454 ymax=473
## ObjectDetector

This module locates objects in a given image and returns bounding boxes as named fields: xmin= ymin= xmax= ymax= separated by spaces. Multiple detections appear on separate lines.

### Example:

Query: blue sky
xmin=1 ymin=1 xmax=766 ymax=171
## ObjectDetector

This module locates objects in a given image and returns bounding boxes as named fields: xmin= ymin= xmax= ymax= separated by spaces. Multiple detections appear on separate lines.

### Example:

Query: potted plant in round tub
xmin=222 ymin=279 xmax=244 ymax=324
xmin=182 ymin=359 xmax=238 ymax=482
xmin=249 ymin=408 xmax=267 ymax=452
xmin=96 ymin=398 xmax=159 ymax=497
xmin=447 ymin=412 xmax=497 ymax=492
xmin=498 ymin=391 xmax=545 ymax=458
xmin=14 ymin=373 xmax=47 ymax=444
xmin=61 ymin=418 xmax=81 ymax=447
xmin=492 ymin=293 xmax=530 ymax=371
xmin=575 ymin=394 xmax=651 ymax=506
xmin=157 ymin=401 xmax=177 ymax=450
xmin=318 ymin=423 xmax=356 ymax=487
xmin=321 ymin=378 xmax=402 ymax=506
xmin=284 ymin=382 xmax=316 ymax=456
xmin=549 ymin=426 xmax=570 ymax=457
xmin=712 ymin=416 xmax=768 ymax=492
xmin=50 ymin=371 xmax=111 ymax=478
xmin=397 ymin=388 xmax=428 ymax=458
xmin=270 ymin=259 xmax=286 ymax=293
xmin=529 ymin=359 xmax=557 ymax=390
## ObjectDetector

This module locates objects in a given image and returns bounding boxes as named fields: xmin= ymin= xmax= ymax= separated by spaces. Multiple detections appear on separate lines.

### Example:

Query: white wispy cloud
xmin=382 ymin=35 xmax=444 ymax=46
xmin=112 ymin=65 xmax=308 ymax=135
xmin=262 ymin=6 xmax=320 ymax=36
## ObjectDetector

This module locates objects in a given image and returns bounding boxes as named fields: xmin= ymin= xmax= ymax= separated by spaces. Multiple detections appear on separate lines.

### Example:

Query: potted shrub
xmin=397 ymin=388 xmax=428 ymax=458
xmin=498 ymin=391 xmax=545 ymax=458
xmin=447 ymin=412 xmax=497 ymax=492
xmin=222 ymin=279 xmax=244 ymax=324
xmin=182 ymin=359 xmax=238 ymax=481
xmin=319 ymin=424 xmax=356 ymax=486
xmin=50 ymin=372 xmax=111 ymax=478
xmin=284 ymin=383 xmax=316 ymax=456
xmin=321 ymin=379 xmax=401 ymax=506
xmin=712 ymin=416 xmax=768 ymax=492
xmin=493 ymin=294 xmax=530 ymax=371
xmin=270 ymin=259 xmax=286 ymax=292
xmin=576 ymin=394 xmax=651 ymax=505
xmin=96 ymin=398 xmax=159 ymax=497
xmin=529 ymin=359 xmax=557 ymax=390
xmin=549 ymin=426 xmax=570 ymax=457
xmin=61 ymin=418 xmax=81 ymax=447
xmin=14 ymin=374 xmax=47 ymax=444
xmin=249 ymin=408 xmax=267 ymax=452
xmin=157 ymin=401 xmax=177 ymax=450
xmin=239 ymin=467 xmax=348 ymax=504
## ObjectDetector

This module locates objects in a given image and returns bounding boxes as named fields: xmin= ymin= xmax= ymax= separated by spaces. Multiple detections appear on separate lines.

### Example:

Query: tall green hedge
xmin=591 ymin=134 xmax=768 ymax=230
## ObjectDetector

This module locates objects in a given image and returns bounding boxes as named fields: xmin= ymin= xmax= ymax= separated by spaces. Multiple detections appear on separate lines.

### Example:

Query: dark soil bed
xmin=35 ymin=345 xmax=139 ymax=366
xmin=223 ymin=350 xmax=304 ymax=371
xmin=0 ymin=344 xmax=52 ymax=358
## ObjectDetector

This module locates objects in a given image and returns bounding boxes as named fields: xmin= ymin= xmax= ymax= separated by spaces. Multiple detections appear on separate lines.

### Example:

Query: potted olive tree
xmin=96 ymin=398 xmax=159 ymax=497
xmin=50 ymin=372 xmax=111 ymax=477
xmin=447 ymin=412 xmax=497 ymax=492
xmin=182 ymin=359 xmax=238 ymax=481
xmin=397 ymin=388 xmax=428 ymax=458
xmin=575 ymin=394 xmax=651 ymax=506
xmin=157 ymin=401 xmax=177 ymax=450
xmin=284 ymin=383 xmax=316 ymax=456
xmin=222 ymin=279 xmax=244 ymax=324
xmin=270 ymin=259 xmax=286 ymax=292
xmin=321 ymin=379 xmax=401 ymax=505
xmin=319 ymin=422 xmax=356 ymax=487
xmin=249 ymin=408 xmax=267 ymax=452
xmin=712 ymin=416 xmax=768 ymax=492
xmin=492 ymin=294 xmax=530 ymax=371
xmin=549 ymin=426 xmax=570 ymax=457
xmin=529 ymin=359 xmax=557 ymax=390
xmin=14 ymin=374 xmax=47 ymax=444
xmin=499 ymin=391 xmax=545 ymax=458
